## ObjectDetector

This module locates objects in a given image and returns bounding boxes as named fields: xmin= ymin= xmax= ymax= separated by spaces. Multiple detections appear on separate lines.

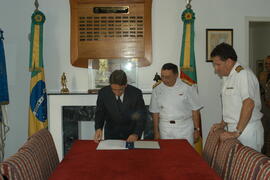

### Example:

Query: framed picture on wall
xmin=206 ymin=29 xmax=233 ymax=62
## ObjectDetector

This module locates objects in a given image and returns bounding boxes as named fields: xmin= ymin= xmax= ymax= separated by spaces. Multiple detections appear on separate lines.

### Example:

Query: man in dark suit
xmin=94 ymin=70 xmax=147 ymax=143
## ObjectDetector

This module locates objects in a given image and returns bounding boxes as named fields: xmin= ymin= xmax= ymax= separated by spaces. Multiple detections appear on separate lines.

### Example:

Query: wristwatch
xmin=194 ymin=127 xmax=200 ymax=131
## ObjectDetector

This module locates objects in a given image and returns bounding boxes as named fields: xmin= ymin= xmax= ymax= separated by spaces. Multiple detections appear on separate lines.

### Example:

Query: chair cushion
xmin=256 ymin=161 xmax=270 ymax=180
xmin=27 ymin=128 xmax=59 ymax=169
xmin=0 ymin=129 xmax=59 ymax=180
xmin=19 ymin=139 xmax=53 ymax=179
xmin=229 ymin=145 xmax=270 ymax=180
xmin=0 ymin=150 xmax=43 ymax=180
xmin=19 ymin=129 xmax=59 ymax=179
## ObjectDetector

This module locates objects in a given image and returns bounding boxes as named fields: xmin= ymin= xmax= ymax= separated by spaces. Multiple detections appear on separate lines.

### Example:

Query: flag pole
xmin=0 ymin=106 xmax=10 ymax=162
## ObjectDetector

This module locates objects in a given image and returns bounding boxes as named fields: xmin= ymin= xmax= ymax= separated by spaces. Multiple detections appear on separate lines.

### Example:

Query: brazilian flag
xmin=28 ymin=10 xmax=47 ymax=136
xmin=180 ymin=8 xmax=197 ymax=85
xmin=0 ymin=30 xmax=9 ymax=105
xmin=179 ymin=8 xmax=203 ymax=154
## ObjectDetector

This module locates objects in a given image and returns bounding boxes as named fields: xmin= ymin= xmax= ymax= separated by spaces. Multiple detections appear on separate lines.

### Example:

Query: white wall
xmin=1 ymin=0 xmax=270 ymax=158
xmin=0 ymin=0 xmax=33 ymax=157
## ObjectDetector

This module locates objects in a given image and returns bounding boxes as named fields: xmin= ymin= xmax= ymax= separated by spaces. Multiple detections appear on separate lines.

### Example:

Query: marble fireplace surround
xmin=48 ymin=92 xmax=151 ymax=160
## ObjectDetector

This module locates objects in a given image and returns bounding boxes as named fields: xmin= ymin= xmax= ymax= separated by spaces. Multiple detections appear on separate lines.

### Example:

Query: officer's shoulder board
xmin=152 ymin=80 xmax=162 ymax=89
xmin=235 ymin=65 xmax=244 ymax=73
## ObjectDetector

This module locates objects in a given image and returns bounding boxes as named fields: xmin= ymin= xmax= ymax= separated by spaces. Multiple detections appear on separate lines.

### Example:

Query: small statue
xmin=61 ymin=72 xmax=69 ymax=93
xmin=152 ymin=72 xmax=162 ymax=89
xmin=153 ymin=72 xmax=161 ymax=82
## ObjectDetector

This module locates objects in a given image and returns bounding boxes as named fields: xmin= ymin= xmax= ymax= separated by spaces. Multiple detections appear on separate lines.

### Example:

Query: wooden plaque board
xmin=70 ymin=0 xmax=152 ymax=68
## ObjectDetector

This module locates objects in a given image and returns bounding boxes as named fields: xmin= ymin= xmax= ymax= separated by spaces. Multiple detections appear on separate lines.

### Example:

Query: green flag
xmin=179 ymin=7 xmax=203 ymax=154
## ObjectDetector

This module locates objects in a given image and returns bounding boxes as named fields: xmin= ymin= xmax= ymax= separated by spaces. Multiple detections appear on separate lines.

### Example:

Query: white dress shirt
xmin=221 ymin=62 xmax=263 ymax=124
xmin=149 ymin=78 xmax=202 ymax=121
xmin=221 ymin=62 xmax=264 ymax=152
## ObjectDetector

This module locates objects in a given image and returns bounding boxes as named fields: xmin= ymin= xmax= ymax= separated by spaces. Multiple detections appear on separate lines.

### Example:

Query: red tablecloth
xmin=49 ymin=140 xmax=221 ymax=180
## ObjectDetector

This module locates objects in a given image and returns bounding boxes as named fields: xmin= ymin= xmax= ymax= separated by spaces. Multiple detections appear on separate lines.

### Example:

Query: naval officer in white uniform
xmin=149 ymin=63 xmax=202 ymax=145
xmin=211 ymin=43 xmax=264 ymax=152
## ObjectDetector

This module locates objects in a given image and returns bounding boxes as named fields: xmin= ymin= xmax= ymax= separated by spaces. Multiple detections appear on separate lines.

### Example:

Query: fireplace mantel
xmin=48 ymin=92 xmax=151 ymax=160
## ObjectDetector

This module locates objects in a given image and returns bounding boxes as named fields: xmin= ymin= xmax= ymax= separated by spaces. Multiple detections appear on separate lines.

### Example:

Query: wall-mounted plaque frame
xmin=206 ymin=29 xmax=233 ymax=62
xmin=70 ymin=0 xmax=152 ymax=68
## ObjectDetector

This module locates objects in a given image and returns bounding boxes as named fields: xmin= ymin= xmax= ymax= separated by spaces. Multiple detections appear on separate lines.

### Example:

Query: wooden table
xmin=49 ymin=139 xmax=221 ymax=180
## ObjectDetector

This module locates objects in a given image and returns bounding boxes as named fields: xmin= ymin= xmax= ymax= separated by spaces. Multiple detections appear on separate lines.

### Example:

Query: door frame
xmin=245 ymin=16 xmax=270 ymax=68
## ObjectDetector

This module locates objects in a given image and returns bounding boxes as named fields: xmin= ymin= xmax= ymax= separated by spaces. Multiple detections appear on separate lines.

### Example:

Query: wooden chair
xmin=229 ymin=145 xmax=270 ymax=180
xmin=202 ymin=128 xmax=225 ymax=166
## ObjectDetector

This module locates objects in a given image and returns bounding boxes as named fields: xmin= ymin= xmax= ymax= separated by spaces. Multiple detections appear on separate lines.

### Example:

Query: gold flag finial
xmin=186 ymin=0 xmax=192 ymax=9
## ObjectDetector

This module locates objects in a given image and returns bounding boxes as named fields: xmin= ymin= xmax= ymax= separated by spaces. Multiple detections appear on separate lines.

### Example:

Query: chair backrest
xmin=19 ymin=128 xmax=59 ymax=179
xmin=0 ymin=129 xmax=59 ymax=180
xmin=27 ymin=128 xmax=59 ymax=168
xmin=229 ymin=145 xmax=270 ymax=180
xmin=0 ymin=150 xmax=43 ymax=180
xmin=211 ymin=139 xmax=241 ymax=179
xmin=256 ymin=161 xmax=270 ymax=180
xmin=202 ymin=128 xmax=225 ymax=166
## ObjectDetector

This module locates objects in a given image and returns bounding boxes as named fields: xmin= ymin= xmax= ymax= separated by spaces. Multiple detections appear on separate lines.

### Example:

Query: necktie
xmin=116 ymin=96 xmax=123 ymax=113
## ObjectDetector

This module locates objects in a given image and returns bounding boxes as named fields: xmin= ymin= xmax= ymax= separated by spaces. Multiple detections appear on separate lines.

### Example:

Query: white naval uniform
xmin=149 ymin=78 xmax=202 ymax=145
xmin=222 ymin=62 xmax=264 ymax=152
